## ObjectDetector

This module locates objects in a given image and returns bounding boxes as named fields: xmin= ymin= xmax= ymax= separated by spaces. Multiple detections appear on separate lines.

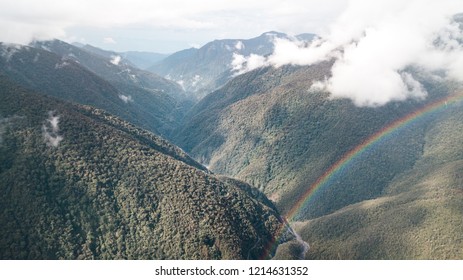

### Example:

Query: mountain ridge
xmin=0 ymin=74 xmax=296 ymax=259
xmin=172 ymin=58 xmax=460 ymax=221
xmin=296 ymin=94 xmax=463 ymax=259
xmin=149 ymin=31 xmax=315 ymax=100
xmin=0 ymin=41 xmax=185 ymax=137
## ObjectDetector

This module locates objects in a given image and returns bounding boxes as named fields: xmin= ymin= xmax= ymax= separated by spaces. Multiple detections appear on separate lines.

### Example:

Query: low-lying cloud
xmin=118 ymin=94 xmax=133 ymax=103
xmin=233 ymin=0 xmax=463 ymax=106
xmin=42 ymin=111 xmax=63 ymax=147
xmin=104 ymin=37 xmax=117 ymax=44
xmin=110 ymin=55 xmax=121 ymax=65
xmin=231 ymin=53 xmax=268 ymax=75
xmin=0 ymin=43 xmax=24 ymax=62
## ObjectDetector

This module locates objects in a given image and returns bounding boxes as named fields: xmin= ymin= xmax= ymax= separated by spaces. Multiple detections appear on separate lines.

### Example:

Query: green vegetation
xmin=173 ymin=61 xmax=463 ymax=259
xmin=148 ymin=32 xmax=311 ymax=99
xmin=297 ymin=102 xmax=463 ymax=259
xmin=2 ymin=34 xmax=462 ymax=260
xmin=173 ymin=62 xmax=455 ymax=219
xmin=0 ymin=76 xmax=292 ymax=259
xmin=0 ymin=42 xmax=187 ymax=137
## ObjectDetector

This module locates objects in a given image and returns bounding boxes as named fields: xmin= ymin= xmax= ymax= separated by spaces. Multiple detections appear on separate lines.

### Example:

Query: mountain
xmin=0 ymin=75 xmax=296 ymax=259
xmin=120 ymin=51 xmax=168 ymax=70
xmin=72 ymin=43 xmax=130 ymax=64
xmin=297 ymin=95 xmax=463 ymax=259
xmin=32 ymin=40 xmax=189 ymax=103
xmin=172 ymin=58 xmax=463 ymax=258
xmin=174 ymin=62 xmax=459 ymax=218
xmin=74 ymin=44 xmax=168 ymax=70
xmin=148 ymin=32 xmax=315 ymax=100
xmin=0 ymin=42 xmax=183 ymax=137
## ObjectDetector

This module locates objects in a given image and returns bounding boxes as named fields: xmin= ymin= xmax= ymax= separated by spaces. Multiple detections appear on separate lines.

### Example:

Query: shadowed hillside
xmin=172 ymin=58 xmax=463 ymax=259
xmin=174 ymin=62 xmax=457 ymax=219
xmin=0 ymin=42 xmax=184 ymax=137
xmin=0 ymin=75 xmax=295 ymax=259
xmin=297 ymin=95 xmax=463 ymax=259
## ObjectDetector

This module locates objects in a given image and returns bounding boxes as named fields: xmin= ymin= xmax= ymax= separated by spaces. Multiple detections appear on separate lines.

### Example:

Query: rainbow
xmin=263 ymin=91 xmax=463 ymax=259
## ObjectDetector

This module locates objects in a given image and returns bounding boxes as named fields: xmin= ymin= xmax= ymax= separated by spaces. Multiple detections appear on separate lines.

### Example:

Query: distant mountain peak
xmin=147 ymin=31 xmax=316 ymax=100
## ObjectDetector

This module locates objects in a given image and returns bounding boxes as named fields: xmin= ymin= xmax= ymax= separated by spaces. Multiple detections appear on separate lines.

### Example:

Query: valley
xmin=1 ymin=25 xmax=462 ymax=260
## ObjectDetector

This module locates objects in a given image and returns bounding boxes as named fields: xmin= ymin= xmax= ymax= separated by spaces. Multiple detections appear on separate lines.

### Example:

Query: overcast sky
xmin=0 ymin=0 xmax=349 ymax=53
xmin=1 ymin=0 xmax=462 ymax=107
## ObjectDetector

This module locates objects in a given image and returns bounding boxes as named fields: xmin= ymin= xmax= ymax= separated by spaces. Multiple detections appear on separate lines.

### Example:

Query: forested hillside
xmin=0 ymin=42 xmax=183 ymax=137
xmin=172 ymin=59 xmax=463 ymax=258
xmin=0 ymin=75 xmax=294 ymax=259
xmin=149 ymin=32 xmax=315 ymax=99
xmin=298 ymin=95 xmax=463 ymax=259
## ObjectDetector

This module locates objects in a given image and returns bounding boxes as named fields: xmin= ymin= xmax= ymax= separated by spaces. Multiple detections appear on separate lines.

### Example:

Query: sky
xmin=1 ymin=0 xmax=463 ymax=107
xmin=0 ymin=0 xmax=348 ymax=53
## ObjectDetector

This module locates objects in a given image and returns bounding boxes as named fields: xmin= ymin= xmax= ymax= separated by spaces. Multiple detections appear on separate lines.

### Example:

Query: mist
xmin=118 ymin=94 xmax=133 ymax=103
xmin=42 ymin=111 xmax=63 ymax=147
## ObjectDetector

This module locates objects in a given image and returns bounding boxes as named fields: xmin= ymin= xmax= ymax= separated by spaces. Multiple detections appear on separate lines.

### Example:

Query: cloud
xmin=54 ymin=57 xmax=71 ymax=69
xmin=235 ymin=41 xmax=244 ymax=50
xmin=103 ymin=37 xmax=116 ymax=44
xmin=235 ymin=0 xmax=463 ymax=106
xmin=42 ymin=111 xmax=63 ymax=147
xmin=0 ymin=43 xmax=25 ymax=62
xmin=118 ymin=94 xmax=133 ymax=103
xmin=110 ymin=55 xmax=121 ymax=65
xmin=0 ymin=0 xmax=348 ymax=47
xmin=231 ymin=53 xmax=269 ymax=76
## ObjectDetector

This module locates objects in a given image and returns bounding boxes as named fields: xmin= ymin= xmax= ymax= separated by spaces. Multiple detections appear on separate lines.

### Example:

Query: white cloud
xmin=103 ymin=37 xmax=117 ymax=44
xmin=42 ymin=111 xmax=63 ymax=147
xmin=234 ymin=0 xmax=463 ymax=107
xmin=55 ymin=57 xmax=71 ymax=69
xmin=191 ymin=74 xmax=202 ymax=87
xmin=268 ymin=37 xmax=336 ymax=67
xmin=231 ymin=53 xmax=269 ymax=75
xmin=235 ymin=41 xmax=244 ymax=50
xmin=231 ymin=53 xmax=248 ymax=73
xmin=118 ymin=94 xmax=133 ymax=103
xmin=177 ymin=80 xmax=186 ymax=90
xmin=0 ymin=43 xmax=24 ymax=62
xmin=110 ymin=55 xmax=121 ymax=65
xmin=0 ymin=0 xmax=348 ymax=47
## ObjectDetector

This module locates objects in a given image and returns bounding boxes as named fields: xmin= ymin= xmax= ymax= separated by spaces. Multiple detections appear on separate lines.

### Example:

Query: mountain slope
xmin=172 ymin=56 xmax=462 ymax=259
xmin=121 ymin=51 xmax=168 ymax=70
xmin=33 ymin=40 xmax=184 ymax=100
xmin=149 ymin=32 xmax=315 ymax=99
xmin=75 ymin=44 xmax=168 ymax=70
xmin=0 ymin=42 xmax=181 ymax=137
xmin=173 ymin=62 xmax=457 ymax=220
xmin=296 ymin=97 xmax=463 ymax=259
xmin=0 ymin=75 xmax=294 ymax=259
